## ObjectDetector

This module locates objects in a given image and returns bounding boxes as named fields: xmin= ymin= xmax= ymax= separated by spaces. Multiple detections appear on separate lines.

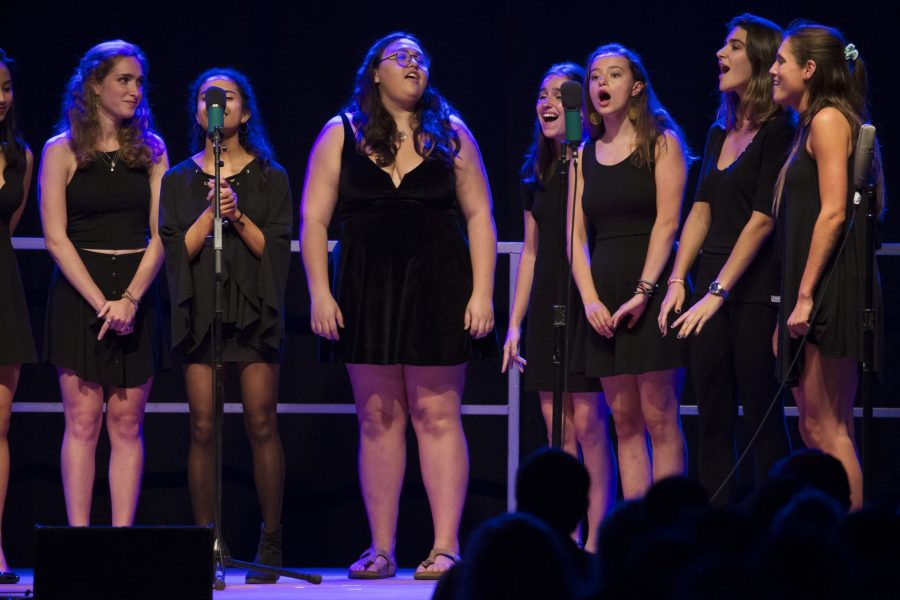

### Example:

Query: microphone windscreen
xmin=853 ymin=124 xmax=876 ymax=188
xmin=560 ymin=80 xmax=583 ymax=111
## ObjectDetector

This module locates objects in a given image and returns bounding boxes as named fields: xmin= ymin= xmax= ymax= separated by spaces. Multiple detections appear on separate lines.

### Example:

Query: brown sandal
xmin=348 ymin=547 xmax=397 ymax=579
xmin=413 ymin=547 xmax=460 ymax=580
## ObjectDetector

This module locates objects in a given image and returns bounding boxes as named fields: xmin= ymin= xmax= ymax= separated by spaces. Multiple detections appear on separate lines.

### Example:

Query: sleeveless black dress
xmin=329 ymin=114 xmax=476 ymax=365
xmin=0 ymin=159 xmax=37 ymax=365
xmin=575 ymin=143 xmax=685 ymax=377
xmin=777 ymin=126 xmax=882 ymax=384
xmin=521 ymin=170 xmax=600 ymax=392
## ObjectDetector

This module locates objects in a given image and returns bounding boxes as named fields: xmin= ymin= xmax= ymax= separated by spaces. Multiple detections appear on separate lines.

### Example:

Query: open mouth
xmin=719 ymin=64 xmax=731 ymax=75
xmin=405 ymin=71 xmax=420 ymax=80
xmin=541 ymin=111 xmax=559 ymax=123
xmin=597 ymin=91 xmax=611 ymax=106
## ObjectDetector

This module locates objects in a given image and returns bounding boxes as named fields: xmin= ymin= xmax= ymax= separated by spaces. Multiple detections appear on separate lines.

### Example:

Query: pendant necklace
xmin=100 ymin=150 xmax=119 ymax=172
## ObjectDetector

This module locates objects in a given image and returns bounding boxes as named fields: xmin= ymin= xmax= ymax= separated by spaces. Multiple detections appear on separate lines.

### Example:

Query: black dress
xmin=44 ymin=153 xmax=167 ymax=387
xmin=330 ymin=114 xmax=477 ymax=365
xmin=521 ymin=170 xmax=600 ymax=393
xmin=576 ymin=143 xmax=685 ymax=377
xmin=159 ymin=158 xmax=292 ymax=364
xmin=0 ymin=159 xmax=37 ymax=365
xmin=777 ymin=126 xmax=883 ymax=384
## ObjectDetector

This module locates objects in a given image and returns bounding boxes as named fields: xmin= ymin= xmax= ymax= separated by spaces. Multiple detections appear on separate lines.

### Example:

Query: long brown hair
xmin=583 ymin=43 xmax=693 ymax=169
xmin=772 ymin=22 xmax=884 ymax=215
xmin=717 ymin=14 xmax=784 ymax=132
xmin=58 ymin=40 xmax=164 ymax=169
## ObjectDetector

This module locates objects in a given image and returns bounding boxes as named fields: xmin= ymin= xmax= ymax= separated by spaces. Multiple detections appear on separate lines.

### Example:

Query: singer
xmin=770 ymin=22 xmax=884 ymax=509
xmin=159 ymin=68 xmax=292 ymax=583
xmin=569 ymin=44 xmax=689 ymax=498
xmin=658 ymin=14 xmax=793 ymax=504
xmin=0 ymin=49 xmax=35 ymax=584
xmin=301 ymin=32 xmax=496 ymax=579
xmin=503 ymin=63 xmax=613 ymax=548
xmin=39 ymin=40 xmax=169 ymax=526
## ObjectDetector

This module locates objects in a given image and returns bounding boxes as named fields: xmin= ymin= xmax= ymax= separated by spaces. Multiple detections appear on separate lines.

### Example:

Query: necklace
xmin=397 ymin=130 xmax=408 ymax=142
xmin=99 ymin=150 xmax=119 ymax=172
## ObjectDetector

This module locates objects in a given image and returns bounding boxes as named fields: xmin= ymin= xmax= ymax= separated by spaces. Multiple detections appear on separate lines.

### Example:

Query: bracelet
xmin=667 ymin=276 xmax=686 ymax=287
xmin=233 ymin=210 xmax=245 ymax=225
xmin=121 ymin=289 xmax=140 ymax=308
xmin=634 ymin=279 xmax=657 ymax=296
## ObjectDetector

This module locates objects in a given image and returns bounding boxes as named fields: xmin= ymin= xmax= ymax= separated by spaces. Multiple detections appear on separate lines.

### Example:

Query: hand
xmin=670 ymin=293 xmax=724 ymax=338
xmin=464 ymin=293 xmax=494 ymax=339
xmin=611 ymin=294 xmax=649 ymax=331
xmin=310 ymin=291 xmax=344 ymax=341
xmin=658 ymin=283 xmax=686 ymax=335
xmin=584 ymin=298 xmax=614 ymax=338
xmin=97 ymin=298 xmax=137 ymax=340
xmin=502 ymin=325 xmax=526 ymax=373
xmin=772 ymin=324 xmax=779 ymax=357
xmin=786 ymin=295 xmax=813 ymax=339
xmin=207 ymin=179 xmax=240 ymax=220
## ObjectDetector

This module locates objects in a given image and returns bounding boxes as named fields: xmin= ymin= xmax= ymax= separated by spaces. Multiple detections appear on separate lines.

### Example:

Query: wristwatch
xmin=708 ymin=280 xmax=729 ymax=299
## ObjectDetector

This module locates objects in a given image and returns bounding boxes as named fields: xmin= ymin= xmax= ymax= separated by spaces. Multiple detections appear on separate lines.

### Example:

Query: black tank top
xmin=66 ymin=152 xmax=151 ymax=248
xmin=581 ymin=142 xmax=657 ymax=240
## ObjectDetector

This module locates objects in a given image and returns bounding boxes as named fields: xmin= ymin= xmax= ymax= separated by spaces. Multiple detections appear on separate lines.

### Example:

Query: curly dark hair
xmin=343 ymin=31 xmax=460 ymax=168
xmin=57 ymin=39 xmax=164 ymax=169
xmin=187 ymin=67 xmax=275 ymax=186
xmin=0 ymin=48 xmax=28 ymax=170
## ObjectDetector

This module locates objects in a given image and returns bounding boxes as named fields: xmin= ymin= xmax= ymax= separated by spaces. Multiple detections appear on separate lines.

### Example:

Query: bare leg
xmin=184 ymin=363 xmax=216 ymax=526
xmin=408 ymin=364 xmax=468 ymax=576
xmin=602 ymin=374 xmax=651 ymax=498
xmin=347 ymin=364 xmax=408 ymax=574
xmin=59 ymin=368 xmax=104 ymax=526
xmin=796 ymin=343 xmax=862 ymax=509
xmin=238 ymin=362 xmax=284 ymax=530
xmin=637 ymin=369 xmax=686 ymax=482
xmin=571 ymin=392 xmax=615 ymax=552
xmin=0 ymin=365 xmax=17 ymax=571
xmin=106 ymin=380 xmax=150 ymax=526
xmin=538 ymin=392 xmax=578 ymax=456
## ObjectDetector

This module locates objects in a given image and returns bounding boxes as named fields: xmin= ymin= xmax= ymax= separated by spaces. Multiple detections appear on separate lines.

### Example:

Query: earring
xmin=627 ymin=105 xmax=640 ymax=122
xmin=589 ymin=112 xmax=601 ymax=126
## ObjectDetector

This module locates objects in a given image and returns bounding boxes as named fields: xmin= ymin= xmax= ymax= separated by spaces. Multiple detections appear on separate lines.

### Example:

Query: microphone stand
xmin=550 ymin=140 xmax=577 ymax=448
xmin=207 ymin=126 xmax=321 ymax=589
xmin=857 ymin=181 xmax=877 ymax=500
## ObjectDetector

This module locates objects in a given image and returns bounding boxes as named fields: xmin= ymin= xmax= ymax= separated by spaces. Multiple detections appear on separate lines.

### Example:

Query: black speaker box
xmin=34 ymin=526 xmax=213 ymax=600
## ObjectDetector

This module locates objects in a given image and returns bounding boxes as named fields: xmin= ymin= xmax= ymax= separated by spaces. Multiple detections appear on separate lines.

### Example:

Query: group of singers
xmin=0 ymin=11 xmax=883 ymax=583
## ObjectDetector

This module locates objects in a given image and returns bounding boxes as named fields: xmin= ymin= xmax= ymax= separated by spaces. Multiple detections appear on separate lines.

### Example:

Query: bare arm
xmin=452 ymin=116 xmax=497 ymax=339
xmin=8 ymin=148 xmax=33 ymax=234
xmin=502 ymin=210 xmax=537 ymax=372
xmin=300 ymin=117 xmax=344 ymax=340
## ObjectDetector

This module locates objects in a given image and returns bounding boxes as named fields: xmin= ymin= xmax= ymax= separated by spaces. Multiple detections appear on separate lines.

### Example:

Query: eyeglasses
xmin=378 ymin=50 xmax=430 ymax=70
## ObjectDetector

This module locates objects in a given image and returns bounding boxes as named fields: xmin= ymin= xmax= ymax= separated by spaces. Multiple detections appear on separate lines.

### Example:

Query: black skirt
xmin=44 ymin=249 xmax=168 ymax=387
xmin=0 ymin=233 xmax=37 ymax=365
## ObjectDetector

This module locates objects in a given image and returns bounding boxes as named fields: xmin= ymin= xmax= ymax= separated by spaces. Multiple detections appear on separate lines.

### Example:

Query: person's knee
xmin=66 ymin=408 xmax=103 ymax=442
xmin=108 ymin=410 xmax=143 ymax=442
xmin=411 ymin=406 xmax=460 ymax=438
xmin=244 ymin=409 xmax=278 ymax=444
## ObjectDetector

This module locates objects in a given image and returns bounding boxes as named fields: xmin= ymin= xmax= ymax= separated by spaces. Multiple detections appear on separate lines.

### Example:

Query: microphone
xmin=853 ymin=124 xmax=876 ymax=189
xmin=560 ymin=80 xmax=583 ymax=146
xmin=205 ymin=86 xmax=227 ymax=139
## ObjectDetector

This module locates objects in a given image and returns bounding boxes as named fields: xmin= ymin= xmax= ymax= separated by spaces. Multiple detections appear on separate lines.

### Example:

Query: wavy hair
xmin=0 ymin=48 xmax=27 ymax=170
xmin=188 ymin=67 xmax=275 ymax=186
xmin=773 ymin=22 xmax=884 ymax=215
xmin=583 ymin=43 xmax=693 ymax=169
xmin=57 ymin=40 xmax=164 ymax=169
xmin=343 ymin=31 xmax=460 ymax=168
xmin=521 ymin=62 xmax=584 ymax=189
xmin=717 ymin=13 xmax=785 ymax=132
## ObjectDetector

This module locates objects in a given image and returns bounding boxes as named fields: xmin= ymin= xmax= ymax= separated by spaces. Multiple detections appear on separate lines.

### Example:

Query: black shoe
xmin=0 ymin=571 xmax=19 ymax=584
xmin=245 ymin=523 xmax=283 ymax=584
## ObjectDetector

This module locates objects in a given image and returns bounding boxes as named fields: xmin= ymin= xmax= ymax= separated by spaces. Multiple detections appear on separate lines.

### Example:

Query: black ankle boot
xmin=245 ymin=523 xmax=283 ymax=584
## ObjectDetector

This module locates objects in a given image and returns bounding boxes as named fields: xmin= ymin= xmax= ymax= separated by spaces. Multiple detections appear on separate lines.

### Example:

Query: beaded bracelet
xmin=121 ymin=289 xmax=140 ymax=308
xmin=667 ymin=277 xmax=686 ymax=287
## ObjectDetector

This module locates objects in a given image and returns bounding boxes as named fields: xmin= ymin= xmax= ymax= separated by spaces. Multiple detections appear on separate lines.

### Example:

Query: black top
xmin=0 ymin=161 xmax=26 ymax=226
xmin=692 ymin=113 xmax=796 ymax=303
xmin=582 ymin=149 xmax=656 ymax=240
xmin=159 ymin=157 xmax=293 ymax=357
xmin=66 ymin=153 xmax=151 ymax=248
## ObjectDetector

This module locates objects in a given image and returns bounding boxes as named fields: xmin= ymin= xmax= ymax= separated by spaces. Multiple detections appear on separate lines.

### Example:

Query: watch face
xmin=709 ymin=281 xmax=728 ymax=298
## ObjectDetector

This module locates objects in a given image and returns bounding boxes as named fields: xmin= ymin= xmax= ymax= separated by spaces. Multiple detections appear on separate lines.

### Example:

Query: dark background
xmin=3 ymin=0 xmax=898 ymax=568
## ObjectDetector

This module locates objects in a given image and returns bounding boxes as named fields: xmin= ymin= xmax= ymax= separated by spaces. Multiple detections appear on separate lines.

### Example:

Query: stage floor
xmin=1 ymin=568 xmax=438 ymax=599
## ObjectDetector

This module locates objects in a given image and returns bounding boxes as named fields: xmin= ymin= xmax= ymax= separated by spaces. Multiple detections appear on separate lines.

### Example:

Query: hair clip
xmin=844 ymin=43 xmax=859 ymax=62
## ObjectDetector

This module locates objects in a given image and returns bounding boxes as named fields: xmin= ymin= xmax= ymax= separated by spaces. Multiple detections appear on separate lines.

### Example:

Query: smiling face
xmin=196 ymin=76 xmax=249 ymax=135
xmin=93 ymin=55 xmax=144 ymax=123
xmin=588 ymin=54 xmax=643 ymax=118
xmin=770 ymin=37 xmax=810 ymax=111
xmin=374 ymin=37 xmax=428 ymax=109
xmin=717 ymin=27 xmax=753 ymax=96
xmin=536 ymin=74 xmax=570 ymax=142
xmin=0 ymin=61 xmax=12 ymax=123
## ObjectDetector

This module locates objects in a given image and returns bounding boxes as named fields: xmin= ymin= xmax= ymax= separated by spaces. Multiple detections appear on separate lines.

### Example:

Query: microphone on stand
xmin=560 ymin=80 xmax=583 ymax=157
xmin=853 ymin=124 xmax=876 ymax=204
xmin=205 ymin=86 xmax=227 ymax=140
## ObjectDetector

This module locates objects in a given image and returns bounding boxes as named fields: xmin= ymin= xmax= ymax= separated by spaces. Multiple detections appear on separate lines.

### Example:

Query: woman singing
xmin=503 ymin=63 xmax=614 ymax=547
xmin=159 ymin=68 xmax=292 ymax=583
xmin=39 ymin=40 xmax=168 ymax=525
xmin=769 ymin=22 xmax=883 ymax=509
xmin=569 ymin=43 xmax=689 ymax=499
xmin=301 ymin=32 xmax=496 ymax=579
xmin=658 ymin=14 xmax=793 ymax=504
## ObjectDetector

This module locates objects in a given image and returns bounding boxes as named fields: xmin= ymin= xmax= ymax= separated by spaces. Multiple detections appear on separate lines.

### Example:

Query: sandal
xmin=348 ymin=547 xmax=397 ymax=579
xmin=413 ymin=547 xmax=460 ymax=580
